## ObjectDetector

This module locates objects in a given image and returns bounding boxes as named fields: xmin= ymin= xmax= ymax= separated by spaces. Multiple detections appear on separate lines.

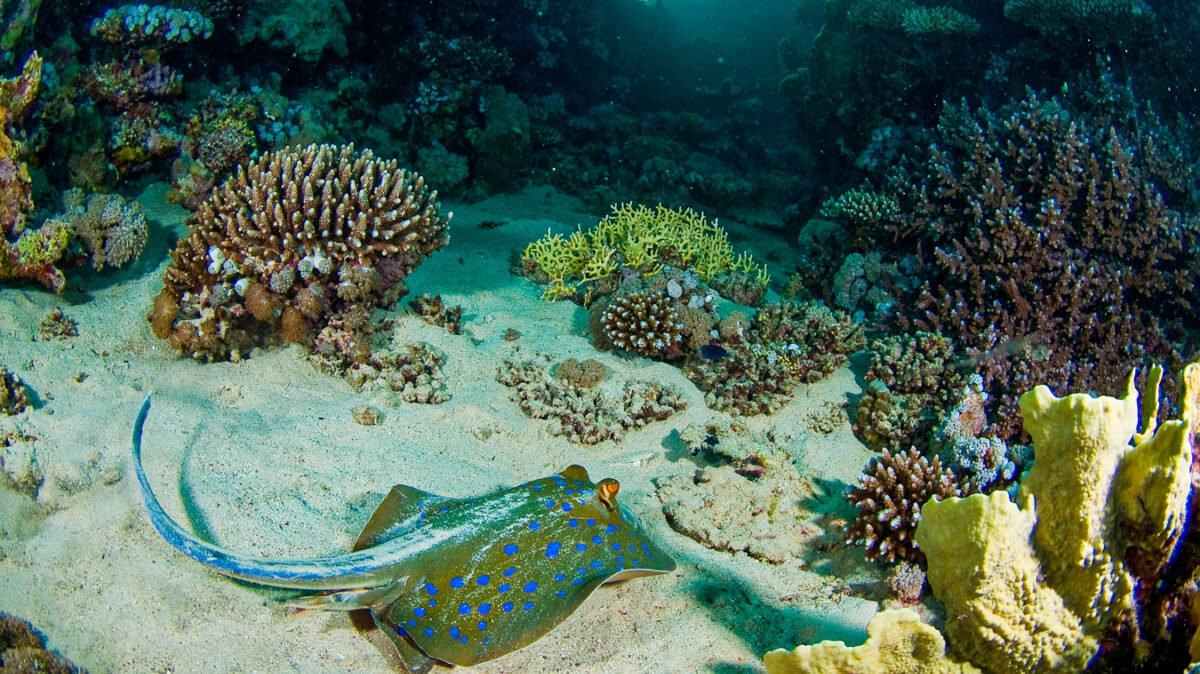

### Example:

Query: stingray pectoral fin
xmin=558 ymin=464 xmax=591 ymax=482
xmin=354 ymin=485 xmax=456 ymax=551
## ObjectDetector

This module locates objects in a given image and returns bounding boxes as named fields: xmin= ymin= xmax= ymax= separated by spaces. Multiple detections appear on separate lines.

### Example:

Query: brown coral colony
xmin=149 ymin=144 xmax=451 ymax=361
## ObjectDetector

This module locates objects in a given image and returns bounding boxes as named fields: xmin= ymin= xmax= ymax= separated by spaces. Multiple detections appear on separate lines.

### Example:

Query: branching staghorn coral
xmin=885 ymin=92 xmax=1196 ymax=439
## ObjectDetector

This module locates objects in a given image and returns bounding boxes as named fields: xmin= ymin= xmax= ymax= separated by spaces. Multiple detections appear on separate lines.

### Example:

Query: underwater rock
xmin=655 ymin=422 xmax=820 ymax=564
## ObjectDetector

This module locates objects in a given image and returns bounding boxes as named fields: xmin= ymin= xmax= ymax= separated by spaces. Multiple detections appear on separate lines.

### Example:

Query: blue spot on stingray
xmin=478 ymin=621 xmax=487 ymax=631
xmin=573 ymin=481 xmax=582 ymax=485
xmin=546 ymin=542 xmax=561 ymax=558
xmin=562 ymin=503 xmax=573 ymax=512
xmin=504 ymin=544 xmax=518 ymax=555
xmin=523 ymin=601 xmax=534 ymax=610
xmin=632 ymin=531 xmax=639 ymax=537
xmin=524 ymin=581 xmax=538 ymax=592
xmin=618 ymin=557 xmax=625 ymax=563
xmin=424 ymin=627 xmax=434 ymax=637
xmin=503 ymin=566 xmax=516 ymax=577
xmin=397 ymin=626 xmax=407 ymax=635
xmin=485 ymin=637 xmax=490 ymax=644
xmin=425 ymin=583 xmax=438 ymax=596
xmin=502 ymin=602 xmax=513 ymax=612
xmin=557 ymin=590 xmax=566 ymax=597
xmin=554 ymin=573 xmax=566 ymax=581
xmin=498 ymin=583 xmax=510 ymax=593
xmin=612 ymin=543 xmax=622 ymax=550
xmin=577 ymin=568 xmax=586 ymax=574
xmin=591 ymin=561 xmax=603 ymax=568
xmin=429 ymin=599 xmax=437 ymax=607
xmin=532 ymin=484 xmax=543 ymax=490
xmin=458 ymin=603 xmax=471 ymax=615
xmin=460 ymin=636 xmax=468 ymax=644
xmin=450 ymin=627 xmax=460 ymax=638
xmin=572 ymin=578 xmax=584 ymax=585
xmin=565 ymin=489 xmax=574 ymax=495
xmin=569 ymin=519 xmax=579 ymax=527
xmin=576 ymin=543 xmax=587 ymax=551
xmin=592 ymin=536 xmax=602 ymax=544
xmin=439 ymin=505 xmax=450 ymax=513
xmin=477 ymin=575 xmax=490 ymax=586
xmin=545 ymin=501 xmax=556 ymax=510
xmin=479 ymin=603 xmax=491 ymax=615
xmin=607 ymin=524 xmax=618 ymax=533
xmin=408 ymin=620 xmax=416 ymax=627
xmin=628 ymin=545 xmax=637 ymax=551
xmin=587 ymin=518 xmax=596 ymax=526
xmin=414 ymin=607 xmax=427 ymax=617
xmin=529 ymin=521 xmax=541 ymax=530
xmin=617 ymin=565 xmax=625 ymax=570
xmin=451 ymin=577 xmax=465 ymax=588
xmin=555 ymin=480 xmax=566 ymax=486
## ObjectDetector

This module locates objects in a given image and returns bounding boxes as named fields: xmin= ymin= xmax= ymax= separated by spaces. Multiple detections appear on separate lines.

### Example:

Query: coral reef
xmin=310 ymin=320 xmax=451 ymax=405
xmin=0 ymin=365 xmax=29 ymax=415
xmin=656 ymin=422 xmax=820 ymax=564
xmin=598 ymin=291 xmax=685 ymax=359
xmin=684 ymin=300 xmax=864 ymax=416
xmin=47 ymin=189 xmax=148 ymax=270
xmin=0 ymin=52 xmax=66 ymax=292
xmin=932 ymin=375 xmax=1030 ymax=491
xmin=845 ymin=447 xmax=975 ymax=564
xmin=408 ymin=293 xmax=462 ymax=335
xmin=883 ymin=93 xmax=1196 ymax=439
xmin=1003 ymin=0 xmax=1155 ymax=46
xmin=913 ymin=364 xmax=1196 ymax=672
xmin=90 ymin=4 xmax=214 ymax=45
xmin=852 ymin=332 xmax=967 ymax=451
xmin=36 ymin=307 xmax=78 ymax=340
xmin=763 ymin=608 xmax=979 ymax=674
xmin=554 ymin=357 xmax=607 ymax=389
xmin=496 ymin=358 xmax=686 ymax=445
xmin=149 ymin=143 xmax=451 ymax=361
xmin=0 ymin=611 xmax=82 ymax=673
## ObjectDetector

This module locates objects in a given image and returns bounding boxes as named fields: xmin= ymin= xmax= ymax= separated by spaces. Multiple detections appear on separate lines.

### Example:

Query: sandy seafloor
xmin=0 ymin=184 xmax=883 ymax=673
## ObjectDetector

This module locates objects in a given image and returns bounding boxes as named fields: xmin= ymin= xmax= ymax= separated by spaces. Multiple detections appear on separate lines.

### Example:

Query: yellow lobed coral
xmin=912 ymin=363 xmax=1196 ymax=673
xmin=763 ymin=609 xmax=980 ymax=674
xmin=916 ymin=491 xmax=1096 ymax=672
xmin=521 ymin=203 xmax=768 ymax=301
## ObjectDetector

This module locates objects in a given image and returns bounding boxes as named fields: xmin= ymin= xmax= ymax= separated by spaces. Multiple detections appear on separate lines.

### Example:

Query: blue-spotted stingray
xmin=131 ymin=396 xmax=676 ymax=670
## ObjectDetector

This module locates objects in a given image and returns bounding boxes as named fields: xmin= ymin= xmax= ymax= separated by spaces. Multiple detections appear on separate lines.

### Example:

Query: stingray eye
xmin=597 ymin=478 xmax=619 ymax=511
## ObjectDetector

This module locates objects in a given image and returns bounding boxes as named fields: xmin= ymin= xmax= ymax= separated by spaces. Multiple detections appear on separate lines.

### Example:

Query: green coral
xmin=1003 ymin=0 xmax=1155 ymax=45
xmin=846 ymin=0 xmax=980 ymax=38
xmin=521 ymin=203 xmax=768 ymax=302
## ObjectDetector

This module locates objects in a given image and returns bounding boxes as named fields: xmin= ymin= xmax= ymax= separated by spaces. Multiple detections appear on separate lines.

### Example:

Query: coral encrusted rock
xmin=496 ymin=358 xmax=686 ymax=445
xmin=655 ymin=422 xmax=822 ymax=564
xmin=149 ymin=143 xmax=451 ymax=361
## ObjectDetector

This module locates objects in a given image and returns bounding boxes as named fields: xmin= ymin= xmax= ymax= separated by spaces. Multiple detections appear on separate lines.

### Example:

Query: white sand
xmin=0 ymin=184 xmax=881 ymax=673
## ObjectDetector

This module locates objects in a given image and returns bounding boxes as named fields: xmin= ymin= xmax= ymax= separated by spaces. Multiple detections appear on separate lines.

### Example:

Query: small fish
xmin=699 ymin=343 xmax=728 ymax=360
xmin=131 ymin=395 xmax=675 ymax=671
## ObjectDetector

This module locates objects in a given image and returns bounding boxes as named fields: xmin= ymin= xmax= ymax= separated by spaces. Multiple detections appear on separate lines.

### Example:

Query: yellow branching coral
xmin=521 ymin=203 xmax=768 ymax=301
